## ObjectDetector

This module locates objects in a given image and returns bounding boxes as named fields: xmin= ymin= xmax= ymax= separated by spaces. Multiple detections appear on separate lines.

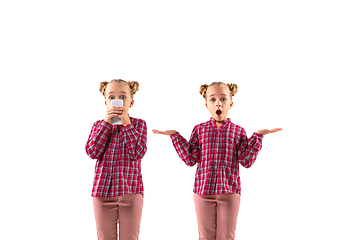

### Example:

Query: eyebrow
xmin=209 ymin=94 xmax=227 ymax=97
xmin=107 ymin=91 xmax=127 ymax=95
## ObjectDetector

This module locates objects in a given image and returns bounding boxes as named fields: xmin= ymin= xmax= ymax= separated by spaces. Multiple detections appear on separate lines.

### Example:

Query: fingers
xmin=265 ymin=128 xmax=283 ymax=135
xmin=105 ymin=107 xmax=124 ymax=124
xmin=152 ymin=129 xmax=177 ymax=136
xmin=107 ymin=107 xmax=124 ymax=116
xmin=152 ymin=129 xmax=163 ymax=134
xmin=270 ymin=128 xmax=283 ymax=133
xmin=257 ymin=128 xmax=283 ymax=135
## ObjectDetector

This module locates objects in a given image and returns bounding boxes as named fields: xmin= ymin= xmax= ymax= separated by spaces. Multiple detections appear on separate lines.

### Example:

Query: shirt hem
xmin=92 ymin=192 xmax=144 ymax=198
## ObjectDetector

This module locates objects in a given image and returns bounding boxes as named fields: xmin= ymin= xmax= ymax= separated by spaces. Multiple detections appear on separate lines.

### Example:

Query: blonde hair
xmin=99 ymin=79 xmax=140 ymax=98
xmin=199 ymin=82 xmax=238 ymax=100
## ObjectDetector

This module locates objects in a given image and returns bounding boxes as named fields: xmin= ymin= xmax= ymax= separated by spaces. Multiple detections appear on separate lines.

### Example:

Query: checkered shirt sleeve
xmin=170 ymin=126 xmax=200 ymax=166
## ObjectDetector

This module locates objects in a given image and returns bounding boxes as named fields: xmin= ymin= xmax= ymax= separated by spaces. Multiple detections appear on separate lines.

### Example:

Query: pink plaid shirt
xmin=171 ymin=118 xmax=263 ymax=196
xmin=86 ymin=117 xmax=147 ymax=198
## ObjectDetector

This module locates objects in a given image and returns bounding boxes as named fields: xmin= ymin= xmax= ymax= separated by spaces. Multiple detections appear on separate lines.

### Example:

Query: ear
xmin=229 ymin=101 xmax=234 ymax=109
xmin=130 ymin=99 xmax=135 ymax=108
xmin=105 ymin=100 xmax=108 ymax=108
xmin=205 ymin=102 xmax=209 ymax=110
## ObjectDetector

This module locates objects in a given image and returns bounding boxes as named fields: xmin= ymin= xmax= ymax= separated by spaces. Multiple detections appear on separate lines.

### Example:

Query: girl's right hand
xmin=152 ymin=129 xmax=177 ymax=136
xmin=104 ymin=107 xmax=123 ymax=124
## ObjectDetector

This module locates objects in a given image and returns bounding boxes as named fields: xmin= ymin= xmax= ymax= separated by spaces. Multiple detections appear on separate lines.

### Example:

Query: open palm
xmin=257 ymin=128 xmax=283 ymax=135
xmin=152 ymin=129 xmax=177 ymax=136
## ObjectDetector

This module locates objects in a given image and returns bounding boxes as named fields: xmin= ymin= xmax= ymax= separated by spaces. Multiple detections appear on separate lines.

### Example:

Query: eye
xmin=221 ymin=98 xmax=227 ymax=101
xmin=109 ymin=96 xmax=115 ymax=100
xmin=120 ymin=96 xmax=126 ymax=99
xmin=210 ymin=98 xmax=216 ymax=102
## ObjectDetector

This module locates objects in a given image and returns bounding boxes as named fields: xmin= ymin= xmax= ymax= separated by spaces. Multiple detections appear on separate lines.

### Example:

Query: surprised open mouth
xmin=216 ymin=109 xmax=222 ymax=116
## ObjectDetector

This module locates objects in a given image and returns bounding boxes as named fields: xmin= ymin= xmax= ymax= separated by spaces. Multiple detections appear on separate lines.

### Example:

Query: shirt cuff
xmin=254 ymin=132 xmax=264 ymax=139
xmin=121 ymin=124 xmax=137 ymax=144
xmin=170 ymin=132 xmax=180 ymax=140
xmin=101 ymin=120 xmax=112 ymax=128
xmin=122 ymin=122 xmax=134 ymax=130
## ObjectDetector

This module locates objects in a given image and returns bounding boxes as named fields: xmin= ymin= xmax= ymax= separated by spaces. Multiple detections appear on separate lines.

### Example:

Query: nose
xmin=216 ymin=99 xmax=221 ymax=107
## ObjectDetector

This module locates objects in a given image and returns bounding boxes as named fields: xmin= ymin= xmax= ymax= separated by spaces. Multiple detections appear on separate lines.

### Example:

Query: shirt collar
xmin=209 ymin=117 xmax=231 ymax=124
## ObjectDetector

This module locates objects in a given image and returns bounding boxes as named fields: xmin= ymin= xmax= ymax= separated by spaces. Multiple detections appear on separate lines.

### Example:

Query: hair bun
xmin=199 ymin=84 xmax=208 ymax=99
xmin=227 ymin=83 xmax=238 ymax=97
xmin=99 ymin=81 xmax=109 ymax=96
xmin=128 ymin=81 xmax=140 ymax=95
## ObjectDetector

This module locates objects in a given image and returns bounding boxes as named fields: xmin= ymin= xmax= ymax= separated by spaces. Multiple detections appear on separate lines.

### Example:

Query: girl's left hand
xmin=117 ymin=106 xmax=131 ymax=127
xmin=257 ymin=128 xmax=283 ymax=135
xmin=152 ymin=129 xmax=177 ymax=136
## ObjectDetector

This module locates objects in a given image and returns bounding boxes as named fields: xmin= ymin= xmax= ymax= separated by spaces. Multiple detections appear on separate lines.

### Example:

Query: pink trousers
xmin=194 ymin=193 xmax=240 ymax=240
xmin=93 ymin=194 xmax=143 ymax=240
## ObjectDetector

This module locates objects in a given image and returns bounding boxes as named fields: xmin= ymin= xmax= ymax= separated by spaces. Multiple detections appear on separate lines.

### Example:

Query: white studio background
xmin=0 ymin=1 xmax=359 ymax=239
